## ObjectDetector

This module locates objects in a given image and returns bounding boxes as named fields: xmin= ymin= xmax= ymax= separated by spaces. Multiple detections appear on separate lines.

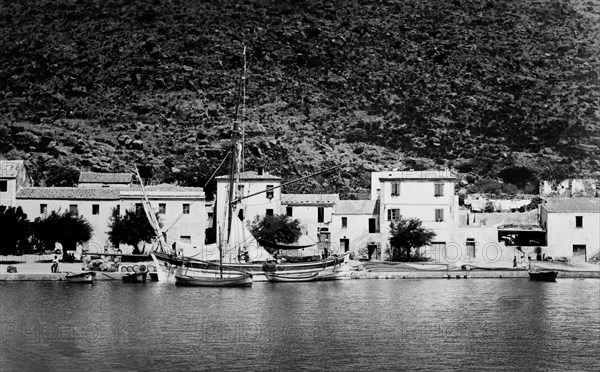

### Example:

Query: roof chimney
xmin=257 ymin=167 xmax=264 ymax=176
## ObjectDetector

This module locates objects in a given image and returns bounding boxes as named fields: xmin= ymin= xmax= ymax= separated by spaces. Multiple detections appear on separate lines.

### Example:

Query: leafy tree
xmin=32 ymin=210 xmax=93 ymax=260
xmin=45 ymin=164 xmax=80 ymax=187
xmin=388 ymin=216 xmax=435 ymax=262
xmin=163 ymin=160 xmax=218 ymax=199
xmin=249 ymin=214 xmax=302 ymax=253
xmin=0 ymin=206 xmax=31 ymax=254
xmin=498 ymin=166 xmax=538 ymax=191
xmin=107 ymin=207 xmax=160 ymax=254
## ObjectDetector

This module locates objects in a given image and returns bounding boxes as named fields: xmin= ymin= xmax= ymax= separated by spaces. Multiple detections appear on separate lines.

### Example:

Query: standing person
xmin=51 ymin=255 xmax=59 ymax=273
xmin=171 ymin=242 xmax=177 ymax=256
xmin=513 ymin=256 xmax=517 ymax=268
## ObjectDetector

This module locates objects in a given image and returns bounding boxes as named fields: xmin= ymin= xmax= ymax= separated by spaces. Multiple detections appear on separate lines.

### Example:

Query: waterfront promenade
xmin=1 ymin=254 xmax=598 ymax=281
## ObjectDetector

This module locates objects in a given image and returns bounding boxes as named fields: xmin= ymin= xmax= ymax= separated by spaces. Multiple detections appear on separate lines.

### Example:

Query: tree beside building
xmin=388 ymin=216 xmax=436 ymax=262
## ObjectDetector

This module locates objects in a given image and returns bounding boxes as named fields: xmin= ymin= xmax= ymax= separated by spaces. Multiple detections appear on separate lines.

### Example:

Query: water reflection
xmin=1 ymin=279 xmax=598 ymax=371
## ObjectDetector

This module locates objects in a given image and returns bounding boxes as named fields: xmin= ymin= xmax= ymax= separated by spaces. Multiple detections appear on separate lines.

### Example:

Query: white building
xmin=0 ymin=160 xmax=32 ymax=207
xmin=15 ymin=170 xmax=205 ymax=254
xmin=372 ymin=170 xmax=458 ymax=260
xmin=280 ymin=194 xmax=339 ymax=257
xmin=540 ymin=198 xmax=600 ymax=262
xmin=215 ymin=169 xmax=282 ymax=226
xmin=331 ymin=200 xmax=380 ymax=259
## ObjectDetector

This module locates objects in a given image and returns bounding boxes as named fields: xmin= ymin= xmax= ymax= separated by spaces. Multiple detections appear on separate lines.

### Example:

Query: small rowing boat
xmin=65 ymin=271 xmax=96 ymax=284
xmin=175 ymin=271 xmax=252 ymax=287
xmin=266 ymin=271 xmax=320 ymax=283
xmin=528 ymin=270 xmax=558 ymax=282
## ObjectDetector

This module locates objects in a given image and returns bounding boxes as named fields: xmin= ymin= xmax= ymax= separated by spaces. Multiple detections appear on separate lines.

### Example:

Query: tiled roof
xmin=17 ymin=187 xmax=121 ymax=200
xmin=131 ymin=184 xmax=203 ymax=192
xmin=281 ymin=194 xmax=339 ymax=206
xmin=543 ymin=198 xmax=600 ymax=213
xmin=78 ymin=172 xmax=132 ymax=184
xmin=216 ymin=171 xmax=281 ymax=181
xmin=0 ymin=160 xmax=25 ymax=178
xmin=334 ymin=200 xmax=379 ymax=215
xmin=376 ymin=169 xmax=457 ymax=180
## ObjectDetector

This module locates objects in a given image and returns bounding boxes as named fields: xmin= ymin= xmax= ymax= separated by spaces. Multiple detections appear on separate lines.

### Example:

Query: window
xmin=266 ymin=185 xmax=274 ymax=199
xmin=183 ymin=204 xmax=190 ymax=214
xmin=575 ymin=216 xmax=583 ymax=228
xmin=286 ymin=206 xmax=293 ymax=217
xmin=387 ymin=209 xmax=400 ymax=221
xmin=435 ymin=209 xmax=444 ymax=222
xmin=434 ymin=183 xmax=444 ymax=196
xmin=368 ymin=218 xmax=377 ymax=233
xmin=208 ymin=212 xmax=214 ymax=220
xmin=92 ymin=204 xmax=100 ymax=215
xmin=135 ymin=203 xmax=143 ymax=213
xmin=466 ymin=238 xmax=475 ymax=258
xmin=237 ymin=184 xmax=244 ymax=198
xmin=69 ymin=204 xmax=78 ymax=214
xmin=342 ymin=217 xmax=347 ymax=228
xmin=158 ymin=203 xmax=166 ymax=214
xmin=391 ymin=182 xmax=400 ymax=196
xmin=180 ymin=236 xmax=191 ymax=244
xmin=40 ymin=204 xmax=47 ymax=214
xmin=266 ymin=209 xmax=273 ymax=216
xmin=317 ymin=207 xmax=324 ymax=223
xmin=0 ymin=180 xmax=7 ymax=192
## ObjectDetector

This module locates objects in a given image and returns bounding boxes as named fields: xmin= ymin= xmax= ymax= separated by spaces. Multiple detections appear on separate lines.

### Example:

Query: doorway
xmin=572 ymin=245 xmax=586 ymax=263
xmin=340 ymin=239 xmax=350 ymax=253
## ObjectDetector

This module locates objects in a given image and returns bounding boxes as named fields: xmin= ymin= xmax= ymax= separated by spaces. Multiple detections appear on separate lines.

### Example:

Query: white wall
xmin=215 ymin=177 xmax=282 ymax=228
xmin=0 ymin=178 xmax=17 ymax=207
xmin=120 ymin=190 xmax=205 ymax=254
xmin=543 ymin=212 xmax=600 ymax=261
xmin=378 ymin=177 xmax=457 ymax=260
xmin=330 ymin=212 xmax=379 ymax=256
xmin=285 ymin=204 xmax=334 ymax=257
xmin=18 ymin=198 xmax=119 ymax=251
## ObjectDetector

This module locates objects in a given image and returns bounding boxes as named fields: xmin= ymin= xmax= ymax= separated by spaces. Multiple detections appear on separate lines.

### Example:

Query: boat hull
xmin=122 ymin=271 xmax=147 ymax=283
xmin=65 ymin=272 xmax=96 ymax=284
xmin=152 ymin=252 xmax=347 ymax=283
xmin=266 ymin=272 xmax=320 ymax=282
xmin=529 ymin=270 xmax=558 ymax=282
xmin=175 ymin=273 xmax=252 ymax=287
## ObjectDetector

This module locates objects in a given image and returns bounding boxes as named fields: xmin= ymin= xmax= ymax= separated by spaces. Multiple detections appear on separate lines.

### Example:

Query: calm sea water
xmin=1 ymin=279 xmax=599 ymax=371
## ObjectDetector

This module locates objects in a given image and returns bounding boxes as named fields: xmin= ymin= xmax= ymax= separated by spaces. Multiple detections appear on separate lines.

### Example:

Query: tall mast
xmin=226 ymin=47 xmax=246 ymax=245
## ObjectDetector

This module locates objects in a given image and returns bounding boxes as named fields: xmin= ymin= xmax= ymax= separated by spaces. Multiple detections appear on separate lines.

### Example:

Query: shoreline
xmin=1 ymin=257 xmax=598 ymax=281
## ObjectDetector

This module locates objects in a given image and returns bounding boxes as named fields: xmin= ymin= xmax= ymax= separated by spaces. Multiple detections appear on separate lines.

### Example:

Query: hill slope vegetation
xmin=1 ymin=0 xmax=599 ymax=197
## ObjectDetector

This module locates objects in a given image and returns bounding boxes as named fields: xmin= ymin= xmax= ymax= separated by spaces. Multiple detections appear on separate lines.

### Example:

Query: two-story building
xmin=280 ymin=194 xmax=339 ymax=257
xmin=372 ymin=170 xmax=458 ymax=260
xmin=331 ymin=200 xmax=380 ymax=259
xmin=540 ymin=198 xmax=600 ymax=262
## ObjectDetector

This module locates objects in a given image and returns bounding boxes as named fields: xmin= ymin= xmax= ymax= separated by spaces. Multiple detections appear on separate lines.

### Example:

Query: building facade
xmin=215 ymin=170 xmax=282 ymax=227
xmin=280 ymin=194 xmax=339 ymax=257
xmin=0 ymin=160 xmax=32 ymax=207
xmin=372 ymin=170 xmax=458 ymax=260
xmin=540 ymin=198 xmax=600 ymax=262
xmin=15 ymin=170 xmax=205 ymax=255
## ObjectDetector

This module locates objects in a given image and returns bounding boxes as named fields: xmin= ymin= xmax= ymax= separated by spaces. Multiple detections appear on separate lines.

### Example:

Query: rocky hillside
xmin=1 ymin=0 xmax=599 ymax=197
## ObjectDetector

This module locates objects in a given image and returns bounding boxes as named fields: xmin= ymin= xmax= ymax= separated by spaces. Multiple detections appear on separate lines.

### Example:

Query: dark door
xmin=340 ymin=239 xmax=350 ymax=253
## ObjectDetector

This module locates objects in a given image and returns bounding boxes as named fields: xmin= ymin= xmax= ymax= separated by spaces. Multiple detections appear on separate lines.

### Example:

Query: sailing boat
xmin=135 ymin=166 xmax=252 ymax=287
xmin=149 ymin=47 xmax=346 ymax=282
